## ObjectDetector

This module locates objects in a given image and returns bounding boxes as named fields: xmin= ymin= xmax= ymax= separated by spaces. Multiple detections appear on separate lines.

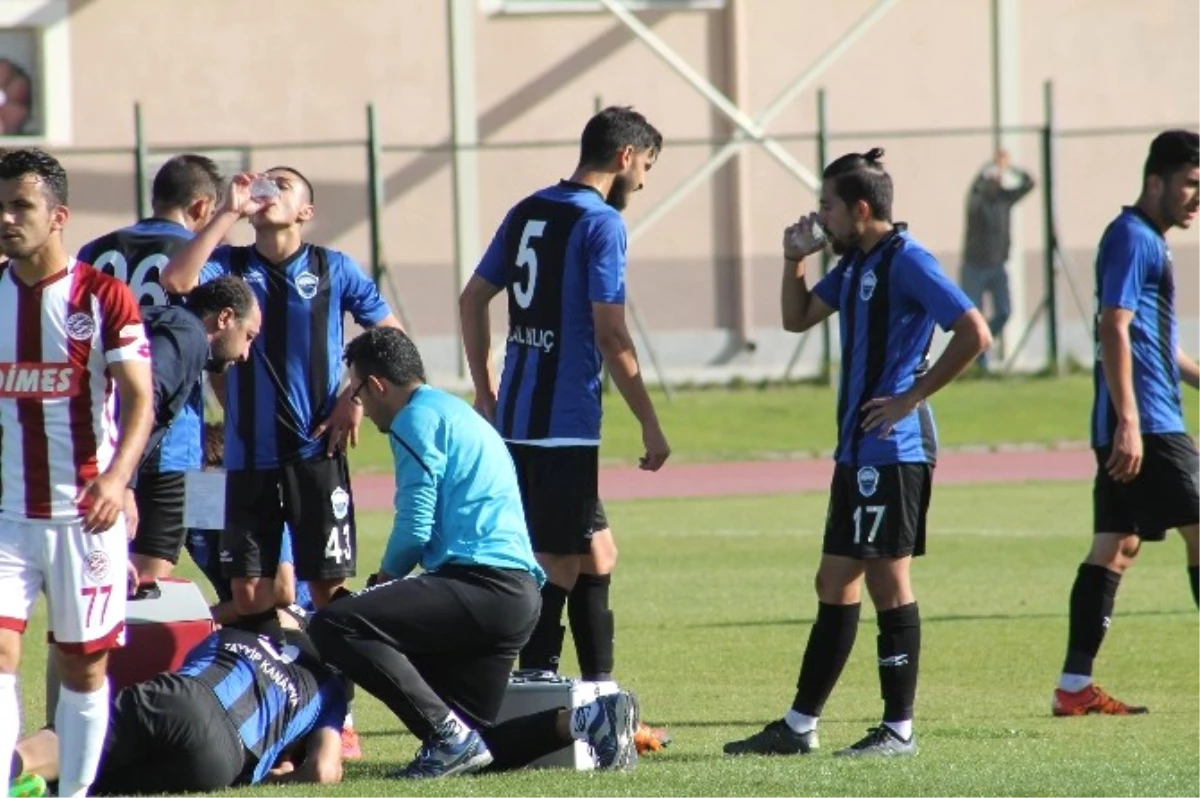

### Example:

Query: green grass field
xmin=17 ymin=482 xmax=1198 ymax=796
xmin=346 ymin=375 xmax=1200 ymax=471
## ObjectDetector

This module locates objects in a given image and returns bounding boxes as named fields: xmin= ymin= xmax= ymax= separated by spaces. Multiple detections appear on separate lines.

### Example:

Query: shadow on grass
xmin=691 ymin=607 xmax=1194 ymax=630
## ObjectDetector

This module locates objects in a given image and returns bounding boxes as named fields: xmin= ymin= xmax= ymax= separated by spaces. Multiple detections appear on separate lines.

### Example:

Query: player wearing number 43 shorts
xmin=76 ymin=154 xmax=225 ymax=584
xmin=0 ymin=149 xmax=156 ymax=797
xmin=723 ymin=148 xmax=990 ymax=759
xmin=159 ymin=166 xmax=403 ymax=640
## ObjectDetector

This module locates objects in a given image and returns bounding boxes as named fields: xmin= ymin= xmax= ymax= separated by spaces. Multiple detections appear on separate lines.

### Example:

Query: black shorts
xmin=221 ymin=454 xmax=357 ymax=582
xmin=507 ymin=443 xmax=604 ymax=555
xmin=130 ymin=470 xmax=187 ymax=564
xmin=91 ymin=675 xmax=248 ymax=796
xmin=823 ymin=463 xmax=932 ymax=559
xmin=1093 ymin=432 xmax=1200 ymax=540
xmin=185 ymin=528 xmax=233 ymax=604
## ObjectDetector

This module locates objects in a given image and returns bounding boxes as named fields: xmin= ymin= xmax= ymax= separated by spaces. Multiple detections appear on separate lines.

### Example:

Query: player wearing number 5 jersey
xmin=724 ymin=149 xmax=990 ymax=759
xmin=0 ymin=149 xmax=155 ymax=798
xmin=460 ymin=106 xmax=670 ymax=694
xmin=76 ymin=154 xmax=223 ymax=583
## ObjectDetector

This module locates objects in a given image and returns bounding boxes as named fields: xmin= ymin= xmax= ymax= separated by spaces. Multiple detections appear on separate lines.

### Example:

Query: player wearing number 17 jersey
xmin=0 ymin=149 xmax=154 ymax=798
xmin=459 ymin=106 xmax=670 ymax=694
xmin=76 ymin=154 xmax=223 ymax=582
xmin=724 ymin=148 xmax=990 ymax=759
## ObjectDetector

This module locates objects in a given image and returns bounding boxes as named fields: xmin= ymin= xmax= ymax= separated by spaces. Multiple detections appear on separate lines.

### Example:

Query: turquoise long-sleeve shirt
xmin=381 ymin=385 xmax=545 ymax=586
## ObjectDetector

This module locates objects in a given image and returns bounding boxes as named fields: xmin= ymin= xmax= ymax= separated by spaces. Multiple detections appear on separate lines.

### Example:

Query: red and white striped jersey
xmin=0 ymin=259 xmax=149 ymax=521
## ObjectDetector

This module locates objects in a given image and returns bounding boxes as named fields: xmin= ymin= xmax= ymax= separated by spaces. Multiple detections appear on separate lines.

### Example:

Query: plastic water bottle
xmin=249 ymin=175 xmax=280 ymax=202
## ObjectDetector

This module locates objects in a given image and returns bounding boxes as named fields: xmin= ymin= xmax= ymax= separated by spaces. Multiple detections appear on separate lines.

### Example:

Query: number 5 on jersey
xmin=514 ymin=220 xmax=547 ymax=309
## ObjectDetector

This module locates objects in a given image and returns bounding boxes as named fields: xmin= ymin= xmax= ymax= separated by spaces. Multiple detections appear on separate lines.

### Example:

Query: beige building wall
xmin=9 ymin=0 xmax=1198 ymax=379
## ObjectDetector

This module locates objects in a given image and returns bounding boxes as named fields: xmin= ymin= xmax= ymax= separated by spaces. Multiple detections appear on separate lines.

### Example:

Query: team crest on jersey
xmin=83 ymin=550 xmax=110 ymax=582
xmin=65 ymin=312 xmax=96 ymax=341
xmin=295 ymin=271 xmax=319 ymax=300
xmin=856 ymin=466 xmax=880 ymax=497
xmin=859 ymin=270 xmax=878 ymax=302
xmin=331 ymin=487 xmax=350 ymax=520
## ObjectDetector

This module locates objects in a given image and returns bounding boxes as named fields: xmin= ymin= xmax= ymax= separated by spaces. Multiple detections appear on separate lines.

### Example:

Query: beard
xmin=606 ymin=173 xmax=632 ymax=210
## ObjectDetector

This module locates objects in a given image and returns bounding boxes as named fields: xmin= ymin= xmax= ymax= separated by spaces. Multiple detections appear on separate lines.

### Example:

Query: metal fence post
xmin=133 ymin=102 xmax=149 ymax=219
xmin=1041 ymin=80 xmax=1060 ymax=375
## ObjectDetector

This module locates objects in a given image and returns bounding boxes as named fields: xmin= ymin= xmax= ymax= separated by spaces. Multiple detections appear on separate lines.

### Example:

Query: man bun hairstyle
xmin=822 ymin=146 xmax=893 ymax=222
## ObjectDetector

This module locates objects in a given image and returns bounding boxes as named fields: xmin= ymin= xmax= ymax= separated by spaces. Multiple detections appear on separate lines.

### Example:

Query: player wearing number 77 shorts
xmin=75 ymin=154 xmax=224 ymax=583
xmin=723 ymin=148 xmax=990 ymax=758
xmin=0 ymin=149 xmax=155 ymax=797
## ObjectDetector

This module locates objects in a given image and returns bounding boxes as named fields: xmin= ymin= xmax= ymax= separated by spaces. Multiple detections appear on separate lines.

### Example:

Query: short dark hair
xmin=823 ymin=147 xmax=893 ymax=222
xmin=1144 ymin=130 xmax=1199 ymax=180
xmin=186 ymin=275 xmax=257 ymax=321
xmin=343 ymin=327 xmax=425 ymax=388
xmin=265 ymin=165 xmax=315 ymax=204
xmin=0 ymin=148 xmax=68 ymax=205
xmin=152 ymin=154 xmax=222 ymax=214
xmin=578 ymin=106 xmax=663 ymax=169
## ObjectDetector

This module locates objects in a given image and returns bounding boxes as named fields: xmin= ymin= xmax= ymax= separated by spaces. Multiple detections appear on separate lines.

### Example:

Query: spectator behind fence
xmin=960 ymin=149 xmax=1035 ymax=369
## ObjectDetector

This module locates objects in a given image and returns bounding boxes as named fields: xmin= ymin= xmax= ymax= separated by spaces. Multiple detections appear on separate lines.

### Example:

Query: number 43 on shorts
xmin=325 ymin=524 xmax=352 ymax=564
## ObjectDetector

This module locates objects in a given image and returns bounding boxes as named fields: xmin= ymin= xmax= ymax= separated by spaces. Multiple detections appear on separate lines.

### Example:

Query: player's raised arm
xmin=159 ymin=173 xmax=266 ymax=294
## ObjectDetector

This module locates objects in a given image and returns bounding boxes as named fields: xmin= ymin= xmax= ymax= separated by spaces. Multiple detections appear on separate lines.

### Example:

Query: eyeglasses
xmin=349 ymin=380 xmax=367 ymax=405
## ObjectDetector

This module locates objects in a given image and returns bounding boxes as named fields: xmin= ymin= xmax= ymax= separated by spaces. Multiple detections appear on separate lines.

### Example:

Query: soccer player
xmin=459 ymin=105 xmax=671 ymax=690
xmin=159 ymin=167 xmax=401 ymax=640
xmin=724 ymin=148 xmax=990 ymax=758
xmin=1053 ymin=130 xmax=1200 ymax=717
xmin=0 ymin=149 xmax=154 ymax=796
xmin=76 ymin=154 xmax=223 ymax=582
xmin=309 ymin=328 xmax=639 ymax=778
xmin=9 ymin=609 xmax=346 ymax=795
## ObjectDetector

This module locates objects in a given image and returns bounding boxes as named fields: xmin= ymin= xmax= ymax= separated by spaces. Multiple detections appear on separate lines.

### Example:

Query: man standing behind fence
xmin=458 ymin=106 xmax=671 ymax=702
xmin=960 ymin=149 xmax=1035 ymax=369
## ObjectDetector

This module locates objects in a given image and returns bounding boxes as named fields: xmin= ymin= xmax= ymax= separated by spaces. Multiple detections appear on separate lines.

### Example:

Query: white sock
xmin=440 ymin=711 xmax=470 ymax=745
xmin=783 ymin=709 xmax=818 ymax=735
xmin=344 ymin=711 xmax=355 ymax=730
xmin=570 ymin=702 xmax=603 ymax=740
xmin=1058 ymin=673 xmax=1092 ymax=693
xmin=883 ymin=719 xmax=913 ymax=740
xmin=0 ymin=673 xmax=19 ymax=788
xmin=55 ymin=681 xmax=110 ymax=798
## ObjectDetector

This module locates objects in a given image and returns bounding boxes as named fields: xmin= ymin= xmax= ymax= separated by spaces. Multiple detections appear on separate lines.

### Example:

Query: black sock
xmin=568 ymin=573 xmax=614 ymax=680
xmin=11 ymin=749 xmax=23 ymax=779
xmin=519 ymin=583 xmax=569 ymax=672
xmin=477 ymin=708 xmax=567 ymax=771
xmin=232 ymin=608 xmax=284 ymax=646
xmin=791 ymin=602 xmax=860 ymax=716
xmin=877 ymin=603 xmax=920 ymax=725
xmin=1189 ymin=566 xmax=1198 ymax=607
xmin=1063 ymin=564 xmax=1122 ymax=676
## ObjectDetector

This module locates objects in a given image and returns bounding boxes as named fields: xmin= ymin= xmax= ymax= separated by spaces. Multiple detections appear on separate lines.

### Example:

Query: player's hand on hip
xmin=224 ymin=173 xmax=271 ymax=219
xmin=639 ymin=423 xmax=671 ymax=472
xmin=861 ymin=391 xmax=921 ymax=437
xmin=1106 ymin=419 xmax=1143 ymax=483
xmin=782 ymin=212 xmax=826 ymax=261
xmin=123 ymin=488 xmax=139 ymax=541
xmin=313 ymin=391 xmax=363 ymax=457
xmin=75 ymin=471 xmax=127 ymax=534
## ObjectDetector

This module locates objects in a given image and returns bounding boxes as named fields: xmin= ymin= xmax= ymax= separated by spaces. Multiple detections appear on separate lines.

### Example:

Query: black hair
xmin=822 ymin=146 xmax=893 ymax=222
xmin=151 ymin=154 xmax=222 ymax=214
xmin=265 ymin=165 xmax=315 ymax=204
xmin=0 ymin=148 xmax=68 ymax=205
xmin=1144 ymin=130 xmax=1199 ymax=180
xmin=186 ymin=275 xmax=257 ymax=321
xmin=578 ymin=106 xmax=663 ymax=169
xmin=343 ymin=327 xmax=425 ymax=387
